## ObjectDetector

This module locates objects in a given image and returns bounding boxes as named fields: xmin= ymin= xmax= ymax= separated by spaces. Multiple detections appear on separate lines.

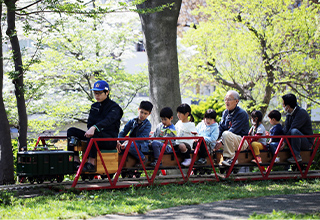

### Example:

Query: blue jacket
xmin=218 ymin=106 xmax=250 ymax=137
xmin=196 ymin=121 xmax=219 ymax=149
xmin=118 ymin=117 xmax=151 ymax=152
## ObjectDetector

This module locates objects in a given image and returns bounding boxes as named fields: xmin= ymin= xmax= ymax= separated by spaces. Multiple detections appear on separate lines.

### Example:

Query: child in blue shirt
xmin=150 ymin=107 xmax=177 ymax=167
xmin=194 ymin=109 xmax=219 ymax=165
xmin=267 ymin=110 xmax=284 ymax=161
xmin=117 ymin=101 xmax=153 ymax=165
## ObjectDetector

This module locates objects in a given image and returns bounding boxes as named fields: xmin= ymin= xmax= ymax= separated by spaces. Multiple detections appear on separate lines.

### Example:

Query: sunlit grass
xmin=0 ymin=179 xmax=320 ymax=219
xmin=250 ymin=210 xmax=320 ymax=219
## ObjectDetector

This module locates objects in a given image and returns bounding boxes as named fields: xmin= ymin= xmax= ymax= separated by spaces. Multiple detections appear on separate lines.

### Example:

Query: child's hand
xmin=214 ymin=141 xmax=223 ymax=151
xmin=191 ymin=131 xmax=198 ymax=136
xmin=280 ymin=142 xmax=286 ymax=150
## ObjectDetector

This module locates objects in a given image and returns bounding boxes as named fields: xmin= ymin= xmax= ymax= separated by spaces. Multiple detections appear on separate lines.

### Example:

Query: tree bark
xmin=5 ymin=0 xmax=28 ymax=149
xmin=0 ymin=2 xmax=14 ymax=185
xmin=137 ymin=0 xmax=182 ymax=128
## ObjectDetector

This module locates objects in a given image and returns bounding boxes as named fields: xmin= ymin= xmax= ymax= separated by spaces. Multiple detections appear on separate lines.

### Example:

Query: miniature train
xmin=16 ymin=134 xmax=320 ymax=188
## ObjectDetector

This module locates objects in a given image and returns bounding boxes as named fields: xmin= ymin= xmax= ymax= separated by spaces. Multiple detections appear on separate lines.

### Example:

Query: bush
xmin=191 ymin=91 xmax=225 ymax=125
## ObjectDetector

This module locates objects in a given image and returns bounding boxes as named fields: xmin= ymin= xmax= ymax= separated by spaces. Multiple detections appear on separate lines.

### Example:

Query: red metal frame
xmin=224 ymin=134 xmax=320 ymax=180
xmin=33 ymin=134 xmax=320 ymax=190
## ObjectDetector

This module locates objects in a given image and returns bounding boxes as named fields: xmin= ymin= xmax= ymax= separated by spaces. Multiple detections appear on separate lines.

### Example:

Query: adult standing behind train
xmin=282 ymin=93 xmax=313 ymax=163
xmin=67 ymin=80 xmax=123 ymax=172
xmin=215 ymin=90 xmax=250 ymax=166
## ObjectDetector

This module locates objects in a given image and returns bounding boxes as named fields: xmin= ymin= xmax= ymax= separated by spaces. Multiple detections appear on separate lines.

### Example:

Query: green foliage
xmin=191 ymin=88 xmax=226 ymax=125
xmin=4 ymin=2 xmax=149 ymax=133
xmin=0 ymin=191 xmax=15 ymax=206
xmin=180 ymin=0 xmax=320 ymax=116
xmin=250 ymin=210 xmax=320 ymax=219
xmin=1 ymin=179 xmax=320 ymax=218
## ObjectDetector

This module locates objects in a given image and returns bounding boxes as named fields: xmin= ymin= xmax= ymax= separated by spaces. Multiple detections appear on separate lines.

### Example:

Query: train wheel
xmin=291 ymin=165 xmax=298 ymax=171
xmin=56 ymin=175 xmax=64 ymax=183
xmin=233 ymin=167 xmax=239 ymax=174
xmin=121 ymin=171 xmax=127 ymax=178
xmin=28 ymin=177 xmax=35 ymax=184
xmin=127 ymin=171 xmax=134 ymax=178
xmin=199 ymin=169 xmax=206 ymax=175
xmin=37 ymin=178 xmax=44 ymax=184
xmin=88 ymin=175 xmax=94 ymax=181
xmin=19 ymin=177 xmax=26 ymax=183
xmin=135 ymin=172 xmax=141 ymax=178
xmin=205 ymin=169 xmax=212 ymax=175
xmin=193 ymin=169 xmax=199 ymax=175
xmin=81 ymin=174 xmax=87 ymax=181
xmin=219 ymin=166 xmax=226 ymax=174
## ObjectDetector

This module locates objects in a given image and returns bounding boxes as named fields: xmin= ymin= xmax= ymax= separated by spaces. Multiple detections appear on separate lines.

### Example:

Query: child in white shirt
xmin=175 ymin=103 xmax=197 ymax=166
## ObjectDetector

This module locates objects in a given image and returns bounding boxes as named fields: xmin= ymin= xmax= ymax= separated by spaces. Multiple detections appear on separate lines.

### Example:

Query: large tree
xmin=137 ymin=0 xmax=182 ymax=127
xmin=181 ymin=0 xmax=320 ymax=115
xmin=0 ymin=2 xmax=14 ymax=184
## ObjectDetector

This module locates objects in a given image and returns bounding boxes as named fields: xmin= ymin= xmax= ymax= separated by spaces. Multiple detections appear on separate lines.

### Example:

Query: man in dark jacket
xmin=282 ymin=93 xmax=313 ymax=163
xmin=67 ymin=80 xmax=123 ymax=172
xmin=215 ymin=90 xmax=250 ymax=166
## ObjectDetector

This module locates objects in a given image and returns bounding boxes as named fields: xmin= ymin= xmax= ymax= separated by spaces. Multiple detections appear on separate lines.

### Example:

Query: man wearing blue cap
xmin=67 ymin=80 xmax=123 ymax=172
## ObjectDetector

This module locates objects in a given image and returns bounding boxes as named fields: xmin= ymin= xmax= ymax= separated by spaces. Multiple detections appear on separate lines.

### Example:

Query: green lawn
xmin=1 ymin=179 xmax=320 ymax=219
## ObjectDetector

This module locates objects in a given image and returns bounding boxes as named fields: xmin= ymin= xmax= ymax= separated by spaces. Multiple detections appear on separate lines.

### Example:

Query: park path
xmin=93 ymin=192 xmax=320 ymax=219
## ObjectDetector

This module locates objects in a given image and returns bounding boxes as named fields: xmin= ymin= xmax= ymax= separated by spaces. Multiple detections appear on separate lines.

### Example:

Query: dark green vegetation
xmin=0 ymin=179 xmax=320 ymax=219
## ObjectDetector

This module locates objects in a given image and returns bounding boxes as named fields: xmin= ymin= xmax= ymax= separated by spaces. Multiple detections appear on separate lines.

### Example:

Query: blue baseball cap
xmin=91 ymin=80 xmax=109 ymax=91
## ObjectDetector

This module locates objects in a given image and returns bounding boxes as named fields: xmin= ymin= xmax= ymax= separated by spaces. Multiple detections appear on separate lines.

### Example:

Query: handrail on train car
xmin=224 ymin=134 xmax=320 ymax=179
xmin=71 ymin=136 xmax=220 ymax=188
xmin=33 ymin=134 xmax=320 ymax=189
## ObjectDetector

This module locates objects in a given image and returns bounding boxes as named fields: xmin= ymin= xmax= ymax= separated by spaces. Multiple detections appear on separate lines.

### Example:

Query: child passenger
xmin=249 ymin=110 xmax=267 ymax=164
xmin=267 ymin=110 xmax=284 ymax=162
xmin=175 ymin=103 xmax=197 ymax=167
xmin=150 ymin=107 xmax=177 ymax=167
xmin=117 ymin=101 xmax=153 ymax=166
xmin=194 ymin=109 xmax=219 ymax=165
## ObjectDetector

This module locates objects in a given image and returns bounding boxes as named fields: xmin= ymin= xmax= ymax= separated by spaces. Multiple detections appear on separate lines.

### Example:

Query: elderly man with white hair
xmin=215 ymin=90 xmax=250 ymax=166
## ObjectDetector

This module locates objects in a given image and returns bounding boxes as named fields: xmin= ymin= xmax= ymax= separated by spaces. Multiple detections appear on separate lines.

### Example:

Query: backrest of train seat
xmin=74 ymin=140 xmax=87 ymax=151
xmin=96 ymin=149 xmax=118 ymax=174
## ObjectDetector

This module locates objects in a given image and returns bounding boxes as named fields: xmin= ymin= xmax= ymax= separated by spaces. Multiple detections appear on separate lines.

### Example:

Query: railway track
xmin=3 ymin=169 xmax=320 ymax=196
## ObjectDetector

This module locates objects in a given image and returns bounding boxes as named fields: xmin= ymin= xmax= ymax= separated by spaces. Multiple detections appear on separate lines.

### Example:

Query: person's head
xmin=204 ymin=109 xmax=217 ymax=126
xmin=251 ymin=110 xmax=263 ymax=126
xmin=282 ymin=93 xmax=297 ymax=113
xmin=91 ymin=80 xmax=110 ymax=102
xmin=160 ymin=107 xmax=174 ymax=127
xmin=224 ymin=90 xmax=240 ymax=111
xmin=177 ymin=103 xmax=192 ymax=122
xmin=268 ymin=110 xmax=281 ymax=125
xmin=138 ymin=101 xmax=153 ymax=121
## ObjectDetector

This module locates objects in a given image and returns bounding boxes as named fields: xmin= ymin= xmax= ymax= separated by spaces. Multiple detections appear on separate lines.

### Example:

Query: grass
xmin=250 ymin=210 xmax=320 ymax=219
xmin=0 ymin=179 xmax=320 ymax=219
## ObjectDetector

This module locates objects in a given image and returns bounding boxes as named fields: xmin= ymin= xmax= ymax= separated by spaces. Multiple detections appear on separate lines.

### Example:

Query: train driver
xmin=67 ymin=80 xmax=123 ymax=172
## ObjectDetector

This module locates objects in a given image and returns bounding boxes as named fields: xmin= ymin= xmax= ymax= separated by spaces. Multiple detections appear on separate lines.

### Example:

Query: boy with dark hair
xmin=267 ymin=110 xmax=284 ymax=162
xmin=117 ymin=101 xmax=153 ymax=165
xmin=67 ymin=80 xmax=123 ymax=172
xmin=194 ymin=109 xmax=219 ymax=165
xmin=149 ymin=107 xmax=177 ymax=167
xmin=282 ymin=93 xmax=313 ymax=163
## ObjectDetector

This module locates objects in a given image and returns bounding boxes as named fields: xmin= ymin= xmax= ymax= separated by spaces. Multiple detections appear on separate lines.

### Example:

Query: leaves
xmin=180 ymin=0 xmax=320 ymax=116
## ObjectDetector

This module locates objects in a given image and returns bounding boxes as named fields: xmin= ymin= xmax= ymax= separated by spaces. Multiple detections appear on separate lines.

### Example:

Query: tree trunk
xmin=5 ymin=0 xmax=28 ymax=149
xmin=0 ymin=2 xmax=14 ymax=185
xmin=137 ymin=0 xmax=182 ymax=128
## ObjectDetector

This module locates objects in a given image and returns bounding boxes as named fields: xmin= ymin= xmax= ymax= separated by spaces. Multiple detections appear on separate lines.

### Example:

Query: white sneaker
xmin=222 ymin=158 xmax=238 ymax=166
xmin=181 ymin=158 xmax=192 ymax=166
xmin=274 ymin=157 xmax=280 ymax=163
